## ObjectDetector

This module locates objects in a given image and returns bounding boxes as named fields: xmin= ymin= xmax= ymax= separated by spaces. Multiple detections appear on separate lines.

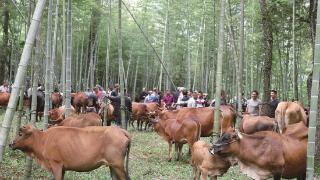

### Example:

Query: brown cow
xmin=156 ymin=106 xmax=236 ymax=137
xmin=151 ymin=117 xmax=201 ymax=161
xmin=51 ymin=92 xmax=62 ymax=108
xmin=130 ymin=102 xmax=149 ymax=130
xmin=0 ymin=92 xmax=10 ymax=107
xmin=239 ymin=115 xmax=275 ymax=134
xmin=10 ymin=124 xmax=131 ymax=180
xmin=98 ymin=102 xmax=115 ymax=126
xmin=72 ymin=92 xmax=89 ymax=113
xmin=275 ymin=101 xmax=308 ymax=133
xmin=212 ymin=122 xmax=307 ymax=180
xmin=191 ymin=140 xmax=231 ymax=180
xmin=49 ymin=105 xmax=76 ymax=122
xmin=51 ymin=112 xmax=102 ymax=128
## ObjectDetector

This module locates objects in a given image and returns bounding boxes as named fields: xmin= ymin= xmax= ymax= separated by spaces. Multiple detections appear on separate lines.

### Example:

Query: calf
xmin=239 ymin=115 xmax=275 ymax=134
xmin=51 ymin=112 xmax=102 ymax=128
xmin=191 ymin=141 xmax=231 ymax=180
xmin=275 ymin=101 xmax=307 ymax=133
xmin=51 ymin=92 xmax=62 ymax=108
xmin=212 ymin=122 xmax=307 ymax=180
xmin=10 ymin=124 xmax=131 ymax=180
xmin=49 ymin=105 xmax=75 ymax=122
xmin=151 ymin=117 xmax=201 ymax=161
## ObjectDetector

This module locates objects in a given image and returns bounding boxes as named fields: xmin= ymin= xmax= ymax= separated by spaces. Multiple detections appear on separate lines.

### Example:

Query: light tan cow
xmin=275 ymin=101 xmax=307 ymax=133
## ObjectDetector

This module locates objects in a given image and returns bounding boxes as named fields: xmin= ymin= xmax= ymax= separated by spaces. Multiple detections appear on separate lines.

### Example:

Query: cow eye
xmin=18 ymin=131 xmax=22 ymax=136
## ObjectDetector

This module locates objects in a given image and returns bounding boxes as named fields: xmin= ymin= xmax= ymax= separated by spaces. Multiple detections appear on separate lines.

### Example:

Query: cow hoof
xmin=168 ymin=159 xmax=171 ymax=162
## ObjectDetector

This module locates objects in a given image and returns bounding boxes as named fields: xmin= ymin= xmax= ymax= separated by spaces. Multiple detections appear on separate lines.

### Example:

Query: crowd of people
xmin=0 ymin=78 xmax=282 ymax=120
xmin=139 ymin=87 xmax=210 ymax=109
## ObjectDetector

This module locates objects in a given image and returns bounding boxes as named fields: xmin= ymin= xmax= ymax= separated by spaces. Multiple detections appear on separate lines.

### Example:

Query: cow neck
xmin=238 ymin=132 xmax=268 ymax=157
xmin=28 ymin=130 xmax=46 ymax=158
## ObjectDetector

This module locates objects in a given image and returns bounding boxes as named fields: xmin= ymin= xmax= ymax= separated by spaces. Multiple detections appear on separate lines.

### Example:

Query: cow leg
xmin=200 ymin=171 xmax=208 ymax=180
xmin=110 ymin=167 xmax=117 ymax=180
xmin=193 ymin=166 xmax=200 ymax=180
xmin=297 ymin=174 xmax=306 ymax=180
xmin=176 ymin=144 xmax=183 ymax=161
xmin=209 ymin=175 xmax=217 ymax=180
xmin=168 ymin=142 xmax=173 ymax=162
xmin=110 ymin=166 xmax=127 ymax=180
xmin=51 ymin=163 xmax=63 ymax=180
xmin=273 ymin=174 xmax=281 ymax=180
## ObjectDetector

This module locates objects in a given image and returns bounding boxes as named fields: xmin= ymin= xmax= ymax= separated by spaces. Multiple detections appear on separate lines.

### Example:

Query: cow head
xmin=10 ymin=124 xmax=36 ymax=151
xmin=211 ymin=129 xmax=241 ymax=157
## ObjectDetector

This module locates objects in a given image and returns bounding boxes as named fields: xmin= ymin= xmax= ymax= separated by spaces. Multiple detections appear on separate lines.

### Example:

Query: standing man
xmin=111 ymin=83 xmax=119 ymax=97
xmin=246 ymin=90 xmax=261 ymax=116
xmin=163 ymin=90 xmax=174 ymax=108
xmin=269 ymin=90 xmax=279 ymax=118
xmin=106 ymin=89 xmax=132 ymax=127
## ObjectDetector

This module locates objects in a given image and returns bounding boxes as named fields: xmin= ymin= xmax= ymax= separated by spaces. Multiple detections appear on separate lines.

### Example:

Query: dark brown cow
xmin=151 ymin=117 xmax=201 ymax=161
xmin=0 ymin=92 xmax=10 ymax=107
xmin=72 ymin=92 xmax=89 ymax=113
xmin=157 ymin=106 xmax=236 ymax=137
xmin=51 ymin=92 xmax=62 ymax=108
xmin=50 ymin=112 xmax=102 ymax=128
xmin=239 ymin=115 xmax=275 ymax=134
xmin=212 ymin=122 xmax=307 ymax=180
xmin=10 ymin=124 xmax=131 ymax=180
xmin=48 ymin=105 xmax=76 ymax=122
xmin=275 ymin=101 xmax=308 ymax=133
xmin=191 ymin=140 xmax=231 ymax=180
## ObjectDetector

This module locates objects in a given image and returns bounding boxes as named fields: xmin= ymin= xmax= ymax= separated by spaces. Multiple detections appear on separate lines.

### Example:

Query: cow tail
xmin=125 ymin=137 xmax=131 ymax=180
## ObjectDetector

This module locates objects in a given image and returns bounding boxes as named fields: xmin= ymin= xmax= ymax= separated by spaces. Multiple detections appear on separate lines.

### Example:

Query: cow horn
xmin=235 ymin=129 xmax=243 ymax=139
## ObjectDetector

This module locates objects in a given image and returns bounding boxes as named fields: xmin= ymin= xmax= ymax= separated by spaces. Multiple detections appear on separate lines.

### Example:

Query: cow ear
xmin=235 ymin=129 xmax=243 ymax=139
xmin=21 ymin=125 xmax=35 ymax=135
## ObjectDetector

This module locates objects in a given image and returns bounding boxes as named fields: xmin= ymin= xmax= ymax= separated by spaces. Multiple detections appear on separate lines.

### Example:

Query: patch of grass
xmin=0 ymin=109 xmax=319 ymax=179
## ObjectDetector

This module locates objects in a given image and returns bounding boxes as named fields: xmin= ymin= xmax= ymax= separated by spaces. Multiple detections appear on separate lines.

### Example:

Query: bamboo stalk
xmin=0 ymin=0 xmax=46 ymax=162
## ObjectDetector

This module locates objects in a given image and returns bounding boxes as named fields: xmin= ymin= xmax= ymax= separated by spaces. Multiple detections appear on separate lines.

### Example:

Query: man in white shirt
xmin=246 ymin=90 xmax=261 ymax=116
xmin=187 ymin=93 xmax=198 ymax=108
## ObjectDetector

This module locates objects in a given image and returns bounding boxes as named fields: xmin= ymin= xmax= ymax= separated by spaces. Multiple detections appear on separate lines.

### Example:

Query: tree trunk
xmin=118 ymin=0 xmax=126 ymax=129
xmin=65 ymin=0 xmax=72 ymax=117
xmin=159 ymin=0 xmax=169 ymax=92
xmin=79 ymin=35 xmax=84 ymax=91
xmin=213 ymin=0 xmax=226 ymax=136
xmin=52 ymin=0 xmax=59 ymax=91
xmin=307 ymin=0 xmax=320 ymax=177
xmin=292 ymin=0 xmax=298 ymax=100
xmin=0 ymin=0 xmax=46 ymax=162
xmin=61 ymin=0 xmax=67 ymax=96
xmin=106 ymin=0 xmax=111 ymax=89
xmin=133 ymin=58 xmax=139 ymax=99
xmin=44 ymin=0 xmax=53 ymax=130
xmin=0 ymin=0 xmax=10 ymax=83
xmin=259 ymin=0 xmax=273 ymax=102
xmin=236 ymin=0 xmax=244 ymax=128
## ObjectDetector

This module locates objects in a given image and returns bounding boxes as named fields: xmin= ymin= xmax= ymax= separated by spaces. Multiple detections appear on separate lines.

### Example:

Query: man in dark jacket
xmin=106 ymin=89 xmax=132 ymax=127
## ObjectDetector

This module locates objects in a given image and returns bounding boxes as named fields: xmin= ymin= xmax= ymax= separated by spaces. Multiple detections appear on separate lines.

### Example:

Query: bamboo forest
xmin=0 ymin=0 xmax=320 ymax=179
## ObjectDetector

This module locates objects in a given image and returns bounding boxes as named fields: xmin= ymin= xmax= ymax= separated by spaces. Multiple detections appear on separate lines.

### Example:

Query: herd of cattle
xmin=0 ymin=91 xmax=311 ymax=180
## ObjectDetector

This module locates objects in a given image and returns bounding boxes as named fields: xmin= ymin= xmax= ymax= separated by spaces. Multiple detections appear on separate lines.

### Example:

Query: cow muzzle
xmin=9 ymin=141 xmax=16 ymax=150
